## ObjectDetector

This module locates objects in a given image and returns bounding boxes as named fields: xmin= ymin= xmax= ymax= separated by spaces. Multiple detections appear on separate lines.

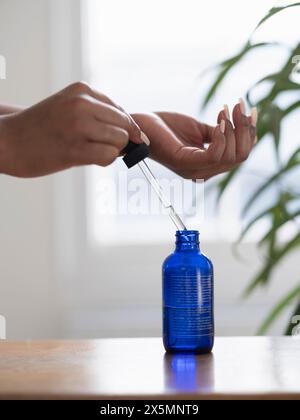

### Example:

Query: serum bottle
xmin=163 ymin=231 xmax=214 ymax=354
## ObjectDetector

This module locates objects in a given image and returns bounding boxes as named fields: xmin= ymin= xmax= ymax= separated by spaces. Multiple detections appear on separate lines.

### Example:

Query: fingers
xmin=73 ymin=142 xmax=120 ymax=167
xmin=64 ymin=81 xmax=145 ymax=145
xmin=80 ymin=119 xmax=130 ymax=151
xmin=217 ymin=106 xmax=236 ymax=164
xmin=89 ymin=87 xmax=144 ymax=145
xmin=178 ymin=100 xmax=258 ymax=179
xmin=177 ymin=122 xmax=226 ymax=169
xmin=232 ymin=99 xmax=254 ymax=162
xmin=195 ymin=122 xmax=215 ymax=145
xmin=206 ymin=121 xmax=226 ymax=161
xmin=250 ymin=107 xmax=258 ymax=143
xmin=66 ymin=123 xmax=126 ymax=167
xmin=89 ymin=99 xmax=133 ymax=136
xmin=87 ymin=97 xmax=142 ymax=146
xmin=66 ymin=95 xmax=131 ymax=144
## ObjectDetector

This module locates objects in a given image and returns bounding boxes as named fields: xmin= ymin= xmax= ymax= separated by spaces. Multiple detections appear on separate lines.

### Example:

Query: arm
xmin=132 ymin=100 xmax=257 ymax=181
xmin=0 ymin=105 xmax=22 ymax=115
xmin=0 ymin=82 xmax=144 ymax=177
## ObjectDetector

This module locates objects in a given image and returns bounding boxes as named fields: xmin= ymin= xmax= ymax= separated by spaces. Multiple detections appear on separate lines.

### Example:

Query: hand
xmin=132 ymin=100 xmax=257 ymax=181
xmin=0 ymin=82 xmax=143 ymax=177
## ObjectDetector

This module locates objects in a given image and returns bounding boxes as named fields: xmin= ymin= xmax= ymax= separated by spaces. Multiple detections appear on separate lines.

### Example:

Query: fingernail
xmin=141 ymin=132 xmax=151 ymax=146
xmin=251 ymin=107 xmax=258 ymax=127
xmin=220 ymin=119 xmax=226 ymax=134
xmin=239 ymin=98 xmax=247 ymax=116
xmin=224 ymin=104 xmax=230 ymax=120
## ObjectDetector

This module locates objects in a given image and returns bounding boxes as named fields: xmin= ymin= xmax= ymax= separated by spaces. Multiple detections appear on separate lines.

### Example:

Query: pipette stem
xmin=138 ymin=160 xmax=187 ymax=231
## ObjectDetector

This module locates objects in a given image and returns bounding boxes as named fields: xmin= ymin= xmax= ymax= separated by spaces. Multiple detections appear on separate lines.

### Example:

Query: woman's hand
xmin=132 ymin=100 xmax=257 ymax=181
xmin=0 ymin=82 xmax=144 ymax=178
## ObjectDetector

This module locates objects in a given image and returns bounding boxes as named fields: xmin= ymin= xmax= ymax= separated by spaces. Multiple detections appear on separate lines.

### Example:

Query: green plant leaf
xmin=237 ymin=193 xmax=297 ymax=244
xmin=284 ymin=100 xmax=300 ymax=116
xmin=202 ymin=1 xmax=300 ymax=335
xmin=246 ymin=45 xmax=300 ymax=109
xmin=267 ymin=105 xmax=283 ymax=156
xmin=255 ymin=108 xmax=274 ymax=141
xmin=238 ymin=205 xmax=276 ymax=244
xmin=255 ymin=3 xmax=300 ymax=30
xmin=241 ymin=172 xmax=284 ymax=218
xmin=259 ymin=208 xmax=300 ymax=248
xmin=244 ymin=233 xmax=300 ymax=297
xmin=242 ymin=147 xmax=300 ymax=217
xmin=258 ymin=284 xmax=300 ymax=335
xmin=232 ymin=203 xmax=277 ymax=261
xmin=216 ymin=167 xmax=240 ymax=203
xmin=202 ymin=42 xmax=272 ymax=108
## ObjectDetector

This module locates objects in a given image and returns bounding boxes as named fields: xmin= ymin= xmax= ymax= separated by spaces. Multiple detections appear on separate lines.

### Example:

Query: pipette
xmin=123 ymin=141 xmax=187 ymax=231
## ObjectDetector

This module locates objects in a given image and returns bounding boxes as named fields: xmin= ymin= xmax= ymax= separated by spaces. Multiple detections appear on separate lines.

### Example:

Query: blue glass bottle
xmin=163 ymin=231 xmax=214 ymax=354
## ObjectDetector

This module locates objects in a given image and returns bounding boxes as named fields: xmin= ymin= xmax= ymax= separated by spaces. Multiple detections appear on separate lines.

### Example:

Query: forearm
xmin=0 ymin=106 xmax=22 ymax=173
xmin=0 ymin=115 xmax=9 ymax=174
xmin=0 ymin=104 xmax=22 ymax=115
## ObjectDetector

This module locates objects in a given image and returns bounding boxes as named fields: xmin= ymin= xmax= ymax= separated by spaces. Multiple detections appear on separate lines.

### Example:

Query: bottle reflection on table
xmin=163 ymin=352 xmax=215 ymax=394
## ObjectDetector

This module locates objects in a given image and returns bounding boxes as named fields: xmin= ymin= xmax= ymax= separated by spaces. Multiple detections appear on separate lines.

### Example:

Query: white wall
xmin=0 ymin=0 xmax=298 ymax=340
xmin=0 ymin=0 xmax=58 ymax=339
xmin=62 ymin=241 xmax=299 ymax=339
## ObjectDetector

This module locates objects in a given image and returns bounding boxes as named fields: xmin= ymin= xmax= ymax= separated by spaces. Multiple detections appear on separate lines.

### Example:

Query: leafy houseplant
xmin=203 ymin=2 xmax=300 ymax=335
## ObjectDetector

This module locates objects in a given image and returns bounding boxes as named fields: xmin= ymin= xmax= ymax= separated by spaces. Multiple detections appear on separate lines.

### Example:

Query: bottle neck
xmin=175 ymin=231 xmax=200 ymax=253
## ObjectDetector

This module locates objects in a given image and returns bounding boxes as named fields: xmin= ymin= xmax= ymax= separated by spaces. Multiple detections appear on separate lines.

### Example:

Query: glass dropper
xmin=122 ymin=140 xmax=187 ymax=231
xmin=138 ymin=160 xmax=187 ymax=231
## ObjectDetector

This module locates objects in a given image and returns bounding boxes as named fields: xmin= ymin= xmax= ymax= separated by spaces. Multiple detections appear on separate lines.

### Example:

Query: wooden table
xmin=0 ymin=337 xmax=299 ymax=400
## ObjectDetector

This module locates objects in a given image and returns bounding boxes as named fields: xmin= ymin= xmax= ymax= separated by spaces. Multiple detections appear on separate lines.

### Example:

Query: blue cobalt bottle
xmin=163 ymin=231 xmax=214 ymax=354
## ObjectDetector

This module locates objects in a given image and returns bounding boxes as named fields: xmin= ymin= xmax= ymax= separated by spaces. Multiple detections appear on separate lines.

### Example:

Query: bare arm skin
xmin=0 ymin=82 xmax=256 ymax=180
xmin=0 ymin=82 xmax=143 ymax=177
xmin=132 ymin=101 xmax=257 ymax=181
xmin=0 ymin=105 xmax=22 ymax=115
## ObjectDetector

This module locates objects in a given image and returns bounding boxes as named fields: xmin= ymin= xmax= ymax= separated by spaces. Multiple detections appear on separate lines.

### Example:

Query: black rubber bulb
xmin=122 ymin=141 xmax=150 ymax=169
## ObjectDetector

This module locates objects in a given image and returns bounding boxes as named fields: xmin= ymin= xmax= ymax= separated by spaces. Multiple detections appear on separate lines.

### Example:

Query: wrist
xmin=131 ymin=112 xmax=161 ymax=152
